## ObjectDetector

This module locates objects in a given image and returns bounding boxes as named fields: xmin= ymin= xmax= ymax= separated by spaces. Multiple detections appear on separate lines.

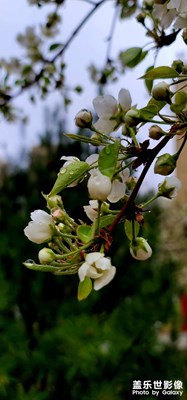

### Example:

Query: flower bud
xmin=158 ymin=176 xmax=181 ymax=199
xmin=75 ymin=109 xmax=93 ymax=128
xmin=38 ymin=248 xmax=56 ymax=264
xmin=124 ymin=109 xmax=141 ymax=127
xmin=52 ymin=208 xmax=64 ymax=221
xmin=46 ymin=195 xmax=63 ymax=209
xmin=130 ymin=237 xmax=152 ymax=261
xmin=151 ymin=82 xmax=171 ymax=102
xmin=154 ymin=153 xmax=177 ymax=175
xmin=171 ymin=59 xmax=184 ymax=74
xmin=149 ymin=125 xmax=164 ymax=140
xmin=136 ymin=12 xmax=146 ymax=24
xmin=88 ymin=170 xmax=112 ymax=201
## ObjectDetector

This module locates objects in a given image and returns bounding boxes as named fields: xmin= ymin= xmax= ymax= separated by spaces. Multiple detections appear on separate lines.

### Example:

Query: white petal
xmin=85 ymin=252 xmax=104 ymax=265
xmin=88 ymin=170 xmax=112 ymax=201
xmin=95 ymin=257 xmax=112 ymax=271
xmin=173 ymin=15 xmax=187 ymax=28
xmin=78 ymin=262 xmax=90 ymax=282
xmin=121 ymin=167 xmax=130 ymax=183
xmin=94 ymin=267 xmax=116 ymax=290
xmin=85 ymin=154 xmax=99 ymax=165
xmin=30 ymin=209 xmax=52 ymax=224
xmin=107 ymin=180 xmax=126 ymax=203
xmin=118 ymin=89 xmax=132 ymax=110
xmin=83 ymin=205 xmax=98 ymax=221
xmin=24 ymin=222 xmax=52 ymax=244
xmin=60 ymin=156 xmax=79 ymax=161
xmin=93 ymin=118 xmax=117 ymax=134
xmin=86 ymin=265 xmax=103 ymax=279
xmin=161 ymin=9 xmax=176 ymax=28
xmin=93 ymin=95 xmax=117 ymax=117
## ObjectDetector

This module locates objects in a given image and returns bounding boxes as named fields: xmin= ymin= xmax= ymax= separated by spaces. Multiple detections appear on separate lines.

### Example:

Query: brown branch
xmin=108 ymin=135 xmax=171 ymax=233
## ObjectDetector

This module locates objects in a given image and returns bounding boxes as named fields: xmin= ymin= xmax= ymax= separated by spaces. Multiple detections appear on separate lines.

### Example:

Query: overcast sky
xmin=0 ymin=0 xmax=185 ymax=188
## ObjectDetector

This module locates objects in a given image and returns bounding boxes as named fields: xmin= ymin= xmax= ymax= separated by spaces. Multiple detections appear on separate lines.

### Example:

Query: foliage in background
xmin=0 ymin=115 xmax=186 ymax=399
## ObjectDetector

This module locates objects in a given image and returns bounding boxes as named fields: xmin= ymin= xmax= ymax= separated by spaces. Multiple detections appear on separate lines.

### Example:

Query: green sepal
xmin=98 ymin=142 xmax=119 ymax=179
xmin=23 ymin=261 xmax=61 ymax=273
xmin=140 ymin=66 xmax=179 ymax=80
xmin=49 ymin=161 xmax=89 ymax=195
xmin=65 ymin=133 xmax=101 ymax=146
xmin=78 ymin=277 xmax=92 ymax=301
xmin=124 ymin=220 xmax=140 ymax=241
xmin=77 ymin=224 xmax=95 ymax=243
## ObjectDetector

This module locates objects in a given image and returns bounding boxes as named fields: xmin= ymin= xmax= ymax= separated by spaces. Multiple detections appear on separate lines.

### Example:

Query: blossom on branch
xmin=130 ymin=237 xmax=152 ymax=261
xmin=24 ymin=210 xmax=54 ymax=244
xmin=93 ymin=88 xmax=132 ymax=134
xmin=78 ymin=252 xmax=116 ymax=290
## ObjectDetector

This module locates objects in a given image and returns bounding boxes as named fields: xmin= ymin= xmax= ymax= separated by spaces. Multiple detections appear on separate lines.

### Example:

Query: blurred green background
xmin=0 ymin=109 xmax=187 ymax=400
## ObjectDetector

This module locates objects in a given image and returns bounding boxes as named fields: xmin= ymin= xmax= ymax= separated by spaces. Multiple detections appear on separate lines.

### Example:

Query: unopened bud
xmin=130 ymin=237 xmax=152 ymax=260
xmin=88 ymin=170 xmax=112 ymax=201
xmin=38 ymin=248 xmax=56 ymax=264
xmin=46 ymin=195 xmax=63 ymax=209
xmin=75 ymin=109 xmax=93 ymax=128
xmin=149 ymin=125 xmax=164 ymax=140
xmin=52 ymin=208 xmax=64 ymax=221
xmin=171 ymin=59 xmax=184 ymax=74
xmin=151 ymin=82 xmax=171 ymax=102
xmin=154 ymin=153 xmax=177 ymax=175
xmin=124 ymin=109 xmax=141 ymax=127
xmin=136 ymin=12 xmax=146 ymax=24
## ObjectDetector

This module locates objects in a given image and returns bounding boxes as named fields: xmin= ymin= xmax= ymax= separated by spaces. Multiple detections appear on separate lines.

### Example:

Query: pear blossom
xmin=130 ymin=237 xmax=152 ymax=260
xmin=107 ymin=166 xmax=130 ymax=203
xmin=75 ymin=109 xmax=92 ymax=128
xmin=93 ymin=88 xmax=132 ymax=134
xmin=24 ymin=210 xmax=53 ymax=244
xmin=83 ymin=200 xmax=99 ymax=221
xmin=153 ymin=0 xmax=187 ymax=29
xmin=158 ymin=176 xmax=181 ymax=198
xmin=88 ymin=169 xmax=112 ymax=201
xmin=78 ymin=252 xmax=116 ymax=290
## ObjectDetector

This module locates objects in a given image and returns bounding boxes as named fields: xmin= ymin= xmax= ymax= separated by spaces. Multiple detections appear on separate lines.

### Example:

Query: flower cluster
xmin=24 ymin=75 xmax=185 ymax=300
xmin=153 ymin=0 xmax=187 ymax=29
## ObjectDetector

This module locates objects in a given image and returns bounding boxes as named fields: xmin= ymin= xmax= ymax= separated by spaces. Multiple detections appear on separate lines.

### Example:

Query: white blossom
xmin=107 ymin=167 xmax=130 ymax=203
xmin=153 ymin=0 xmax=187 ymax=29
xmin=78 ymin=252 xmax=116 ymax=290
xmin=24 ymin=210 xmax=53 ymax=244
xmin=93 ymin=88 xmax=132 ymax=134
xmin=130 ymin=237 xmax=152 ymax=261
xmin=83 ymin=200 xmax=99 ymax=221
xmin=88 ymin=169 xmax=112 ymax=201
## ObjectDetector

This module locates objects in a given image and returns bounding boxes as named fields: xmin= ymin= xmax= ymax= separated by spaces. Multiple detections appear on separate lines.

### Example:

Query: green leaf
xmin=49 ymin=43 xmax=62 ymax=51
xmin=119 ymin=47 xmax=147 ymax=68
xmin=49 ymin=161 xmax=89 ymax=196
xmin=124 ymin=220 xmax=140 ymax=241
xmin=170 ymin=91 xmax=187 ymax=113
xmin=144 ymin=65 xmax=154 ymax=94
xmin=139 ymin=105 xmax=160 ymax=120
xmin=140 ymin=66 xmax=179 ymax=80
xmin=96 ymin=214 xmax=116 ymax=229
xmin=78 ymin=277 xmax=92 ymax=301
xmin=77 ymin=225 xmax=95 ymax=243
xmin=98 ymin=142 xmax=119 ymax=179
